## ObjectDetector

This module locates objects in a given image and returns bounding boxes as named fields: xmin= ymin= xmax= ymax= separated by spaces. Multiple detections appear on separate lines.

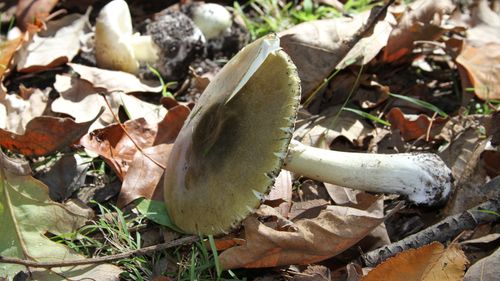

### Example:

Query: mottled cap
xmin=164 ymin=35 xmax=301 ymax=235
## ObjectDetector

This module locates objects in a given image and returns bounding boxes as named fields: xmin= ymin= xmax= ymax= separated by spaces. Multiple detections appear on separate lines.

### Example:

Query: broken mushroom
xmin=164 ymin=35 xmax=453 ymax=235
xmin=95 ymin=0 xmax=159 ymax=74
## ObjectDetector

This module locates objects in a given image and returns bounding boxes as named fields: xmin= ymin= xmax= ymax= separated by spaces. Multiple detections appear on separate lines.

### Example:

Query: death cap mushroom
xmin=164 ymin=35 xmax=301 ymax=235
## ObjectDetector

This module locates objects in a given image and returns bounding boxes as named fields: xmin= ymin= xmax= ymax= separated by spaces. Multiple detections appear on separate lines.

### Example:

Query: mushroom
xmin=95 ymin=0 xmax=159 ymax=74
xmin=164 ymin=35 xmax=453 ymax=235
xmin=188 ymin=3 xmax=232 ymax=40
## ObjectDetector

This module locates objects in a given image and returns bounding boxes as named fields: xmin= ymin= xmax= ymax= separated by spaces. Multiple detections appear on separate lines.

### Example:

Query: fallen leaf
xmin=439 ymin=115 xmax=492 ymax=215
xmin=295 ymin=106 xmax=373 ymax=148
xmin=219 ymin=196 xmax=388 ymax=269
xmin=69 ymin=63 xmax=162 ymax=93
xmin=52 ymin=74 xmax=167 ymax=131
xmin=279 ymin=10 xmax=395 ymax=98
xmin=16 ymin=12 xmax=90 ymax=72
xmin=361 ymin=242 xmax=468 ymax=281
xmin=464 ymin=247 xmax=500 ymax=281
xmin=386 ymin=107 xmax=447 ymax=141
xmin=15 ymin=0 xmax=59 ymax=31
xmin=117 ymin=144 xmax=171 ymax=207
xmin=0 ymin=36 xmax=24 ymax=82
xmin=482 ymin=150 xmax=500 ymax=177
xmin=0 ymin=109 xmax=102 ymax=157
xmin=37 ymin=153 xmax=90 ymax=201
xmin=0 ymin=88 xmax=50 ymax=134
xmin=456 ymin=44 xmax=500 ymax=100
xmin=265 ymin=170 xmax=293 ymax=218
xmin=324 ymin=183 xmax=362 ymax=206
xmin=383 ymin=0 xmax=454 ymax=62
xmin=79 ymin=105 xmax=189 ymax=180
xmin=293 ymin=265 xmax=331 ymax=281
xmin=0 ymin=151 xmax=122 ymax=279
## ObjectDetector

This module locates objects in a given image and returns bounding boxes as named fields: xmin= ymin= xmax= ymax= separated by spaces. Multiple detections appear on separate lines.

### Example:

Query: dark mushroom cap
xmin=164 ymin=36 xmax=301 ymax=234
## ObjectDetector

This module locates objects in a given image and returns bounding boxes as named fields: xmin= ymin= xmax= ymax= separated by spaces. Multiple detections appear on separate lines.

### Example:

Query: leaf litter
xmin=0 ymin=0 xmax=499 ymax=279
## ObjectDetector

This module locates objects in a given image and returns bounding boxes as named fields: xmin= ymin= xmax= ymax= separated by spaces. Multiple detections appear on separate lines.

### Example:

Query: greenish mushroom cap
xmin=163 ymin=35 xmax=301 ymax=235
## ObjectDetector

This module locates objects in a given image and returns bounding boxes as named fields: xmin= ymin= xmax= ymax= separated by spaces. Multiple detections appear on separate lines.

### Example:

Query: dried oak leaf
xmin=0 ymin=108 xmax=102 ymax=157
xmin=0 ymin=36 xmax=24 ymax=83
xmin=386 ymin=107 xmax=447 ymax=141
xmin=52 ymin=75 xmax=167 ymax=131
xmin=79 ymin=105 xmax=189 ymax=183
xmin=362 ymin=242 xmax=468 ymax=281
xmin=15 ymin=0 xmax=59 ymax=31
xmin=463 ymin=246 xmax=500 ymax=281
xmin=279 ymin=10 xmax=394 ymax=99
xmin=383 ymin=0 xmax=455 ymax=63
xmin=456 ymin=44 xmax=500 ymax=100
xmin=69 ymin=63 xmax=162 ymax=94
xmin=16 ymin=12 xmax=89 ymax=72
xmin=219 ymin=196 xmax=389 ymax=269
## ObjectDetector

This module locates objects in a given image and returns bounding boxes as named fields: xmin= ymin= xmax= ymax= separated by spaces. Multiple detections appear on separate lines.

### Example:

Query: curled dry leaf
xmin=383 ymin=0 xmax=454 ymax=62
xmin=15 ymin=0 xmax=59 ymax=31
xmin=0 ymin=36 xmax=24 ymax=83
xmin=52 ymin=75 xmax=167 ymax=131
xmin=69 ymin=63 xmax=162 ymax=93
xmin=386 ymin=107 xmax=447 ymax=141
xmin=456 ymin=44 xmax=500 ymax=100
xmin=117 ymin=144 xmax=172 ymax=207
xmin=16 ymin=13 xmax=90 ymax=72
xmin=0 ymin=151 xmax=122 ymax=279
xmin=219 ymin=196 xmax=388 ymax=269
xmin=0 ymin=108 xmax=102 ymax=157
xmin=361 ymin=242 xmax=468 ymax=281
xmin=265 ymin=170 xmax=293 ymax=218
xmin=279 ymin=10 xmax=394 ymax=98
xmin=79 ymin=105 xmax=189 ymax=180
xmin=463 ymin=246 xmax=500 ymax=281
xmin=0 ymin=88 xmax=50 ymax=134
xmin=295 ymin=106 xmax=373 ymax=148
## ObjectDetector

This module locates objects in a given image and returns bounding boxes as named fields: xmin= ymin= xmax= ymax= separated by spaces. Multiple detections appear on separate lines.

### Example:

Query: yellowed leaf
xmin=362 ymin=242 xmax=468 ymax=281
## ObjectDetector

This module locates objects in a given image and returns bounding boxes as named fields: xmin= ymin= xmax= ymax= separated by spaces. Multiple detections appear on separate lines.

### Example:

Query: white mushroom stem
xmin=284 ymin=140 xmax=452 ymax=206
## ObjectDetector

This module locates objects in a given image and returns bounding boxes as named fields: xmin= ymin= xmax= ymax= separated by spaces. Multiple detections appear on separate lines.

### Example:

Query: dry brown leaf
xmin=439 ymin=115 xmax=492 ymax=215
xmin=0 ymin=36 xmax=24 ymax=82
xmin=52 ymin=75 xmax=167 ymax=131
xmin=69 ymin=63 xmax=162 ymax=93
xmin=265 ymin=170 xmax=293 ymax=218
xmin=386 ymin=107 xmax=447 ymax=141
xmin=117 ymin=144 xmax=171 ymax=207
xmin=383 ymin=0 xmax=454 ymax=62
xmin=79 ymin=105 xmax=189 ymax=180
xmin=0 ymin=109 xmax=102 ymax=157
xmin=464 ymin=247 xmax=500 ymax=281
xmin=361 ymin=242 xmax=468 ymax=281
xmin=0 ymin=88 xmax=50 ymax=134
xmin=279 ymin=11 xmax=394 ymax=98
xmin=295 ymin=107 xmax=373 ymax=148
xmin=456 ymin=44 xmax=500 ymax=100
xmin=324 ymin=183 xmax=362 ymax=206
xmin=219 ymin=196 xmax=387 ymax=269
xmin=15 ymin=0 xmax=59 ymax=31
xmin=16 ymin=13 xmax=89 ymax=72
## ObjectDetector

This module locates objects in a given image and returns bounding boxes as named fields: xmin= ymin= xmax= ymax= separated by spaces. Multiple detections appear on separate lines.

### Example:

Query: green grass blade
xmin=389 ymin=92 xmax=448 ymax=118
xmin=342 ymin=107 xmax=391 ymax=126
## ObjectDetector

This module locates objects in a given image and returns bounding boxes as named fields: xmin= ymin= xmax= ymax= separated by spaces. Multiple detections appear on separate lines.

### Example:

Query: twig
xmin=360 ymin=177 xmax=500 ymax=267
xmin=0 ymin=235 xmax=198 ymax=268
xmin=100 ymin=93 xmax=166 ymax=169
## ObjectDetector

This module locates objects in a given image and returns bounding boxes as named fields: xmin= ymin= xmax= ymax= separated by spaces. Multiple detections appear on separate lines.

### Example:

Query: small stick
xmin=360 ymin=178 xmax=500 ymax=267
xmin=100 ymin=93 xmax=166 ymax=169
xmin=0 ymin=235 xmax=198 ymax=268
